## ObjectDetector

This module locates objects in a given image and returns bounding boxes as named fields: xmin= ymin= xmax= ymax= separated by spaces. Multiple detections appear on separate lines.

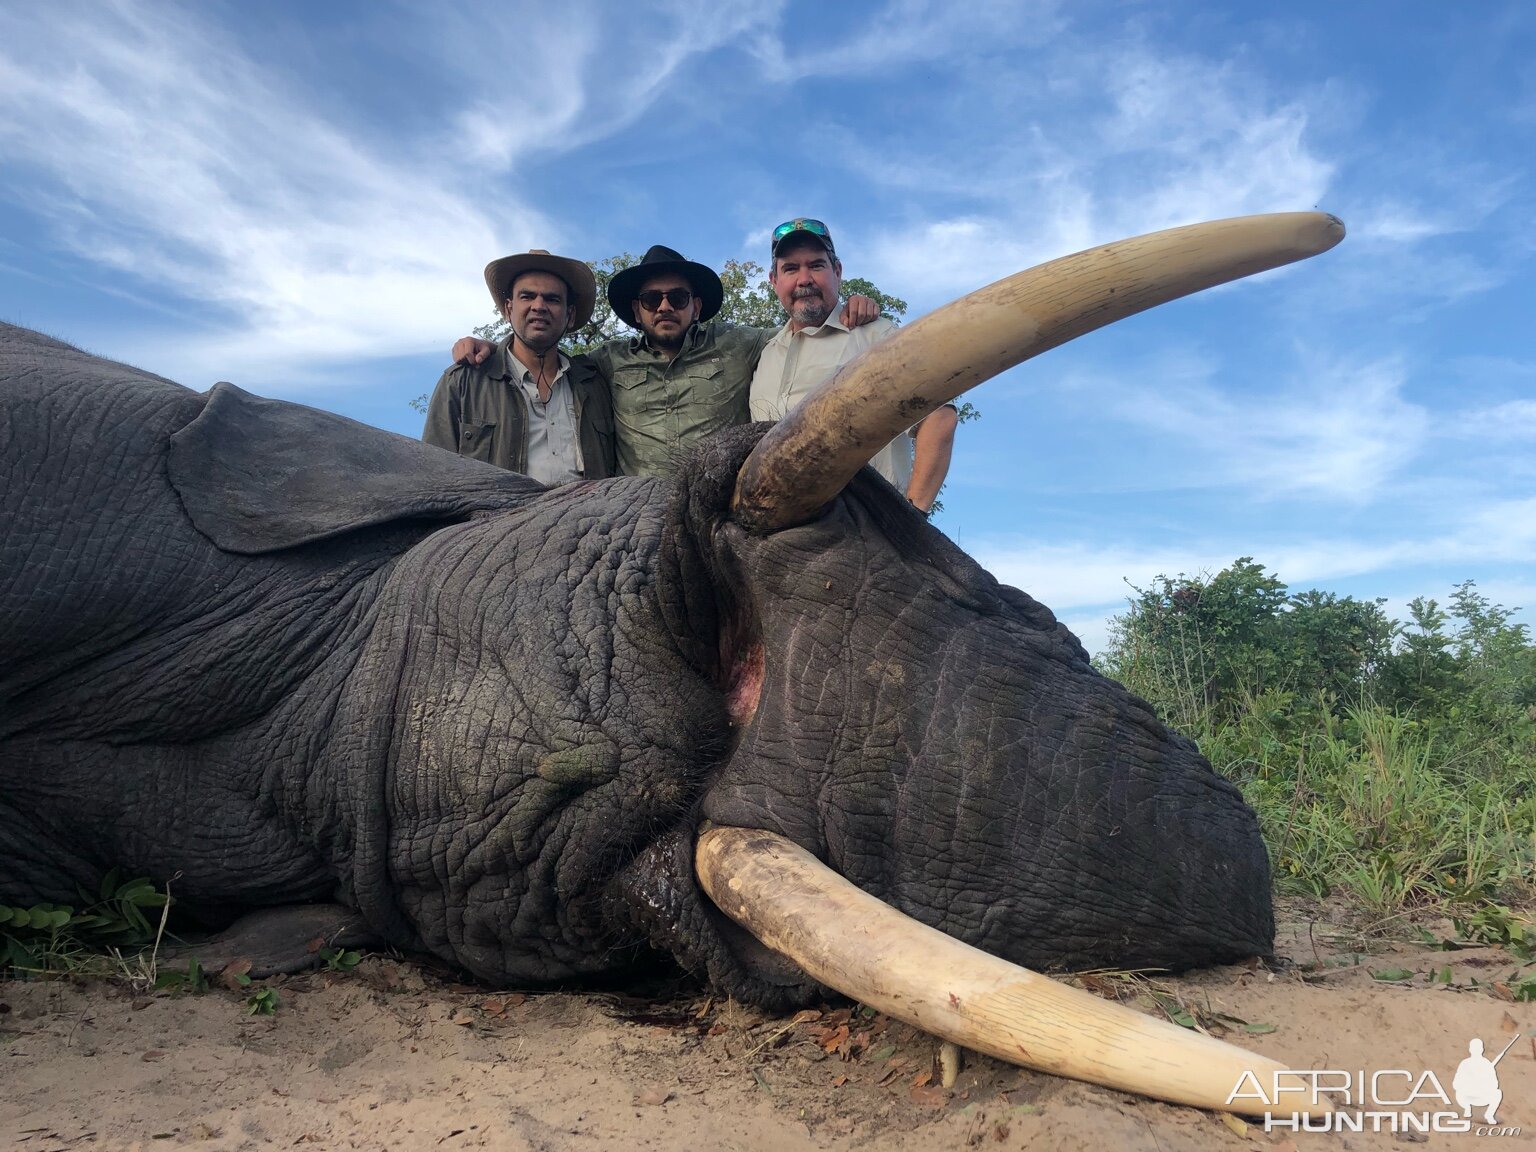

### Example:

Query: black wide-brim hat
xmin=484 ymin=250 xmax=597 ymax=331
xmin=607 ymin=245 xmax=724 ymax=328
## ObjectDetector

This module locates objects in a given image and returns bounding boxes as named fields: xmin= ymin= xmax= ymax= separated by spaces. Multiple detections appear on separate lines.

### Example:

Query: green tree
xmin=1377 ymin=583 xmax=1536 ymax=740
xmin=1376 ymin=596 xmax=1458 ymax=714
xmin=1098 ymin=558 xmax=1392 ymax=732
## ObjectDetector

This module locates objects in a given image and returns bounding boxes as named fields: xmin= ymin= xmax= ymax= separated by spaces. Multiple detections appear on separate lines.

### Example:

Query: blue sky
xmin=3 ymin=0 xmax=1532 ymax=652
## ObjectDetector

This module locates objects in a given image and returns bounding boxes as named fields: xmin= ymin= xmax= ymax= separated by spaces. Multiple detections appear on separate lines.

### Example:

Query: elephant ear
xmin=169 ymin=383 xmax=544 ymax=554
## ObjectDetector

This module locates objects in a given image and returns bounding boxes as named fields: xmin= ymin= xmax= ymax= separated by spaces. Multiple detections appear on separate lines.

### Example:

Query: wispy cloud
xmin=839 ymin=39 xmax=1336 ymax=303
xmin=747 ymin=0 xmax=1065 ymax=83
xmin=0 ymin=3 xmax=533 ymax=377
xmin=972 ymin=492 xmax=1536 ymax=610
xmin=1046 ymin=350 xmax=1430 ymax=503
xmin=442 ymin=0 xmax=781 ymax=170
xmin=0 ymin=1 xmax=781 ymax=382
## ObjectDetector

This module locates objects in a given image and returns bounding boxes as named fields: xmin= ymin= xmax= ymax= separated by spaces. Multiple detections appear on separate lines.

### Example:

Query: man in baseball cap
xmin=752 ymin=218 xmax=957 ymax=511
xmin=422 ymin=250 xmax=615 ymax=484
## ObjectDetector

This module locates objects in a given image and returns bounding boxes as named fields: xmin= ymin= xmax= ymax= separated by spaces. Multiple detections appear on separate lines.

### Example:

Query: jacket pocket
xmin=458 ymin=421 xmax=496 ymax=463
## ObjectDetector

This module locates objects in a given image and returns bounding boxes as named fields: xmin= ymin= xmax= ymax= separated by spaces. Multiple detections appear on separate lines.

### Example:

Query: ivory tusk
xmin=695 ymin=825 xmax=1324 ymax=1117
xmin=732 ymin=211 xmax=1344 ymax=535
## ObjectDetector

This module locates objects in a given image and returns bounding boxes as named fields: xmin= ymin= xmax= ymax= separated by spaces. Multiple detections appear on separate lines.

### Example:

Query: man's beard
xmin=790 ymin=291 xmax=832 ymax=326
xmin=643 ymin=320 xmax=688 ymax=351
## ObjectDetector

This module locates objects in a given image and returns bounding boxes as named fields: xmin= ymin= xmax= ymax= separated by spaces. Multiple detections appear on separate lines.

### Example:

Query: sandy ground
xmin=3 ymin=902 xmax=1533 ymax=1152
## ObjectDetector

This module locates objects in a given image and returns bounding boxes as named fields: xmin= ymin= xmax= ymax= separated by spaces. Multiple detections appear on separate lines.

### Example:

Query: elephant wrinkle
xmin=535 ymin=744 xmax=621 ymax=788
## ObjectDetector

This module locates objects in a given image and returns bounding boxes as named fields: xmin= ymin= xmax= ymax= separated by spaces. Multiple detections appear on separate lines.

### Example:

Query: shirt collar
xmin=513 ymin=350 xmax=569 ymax=385
xmin=494 ymin=336 xmax=567 ymax=382
xmin=779 ymin=309 xmax=849 ymax=341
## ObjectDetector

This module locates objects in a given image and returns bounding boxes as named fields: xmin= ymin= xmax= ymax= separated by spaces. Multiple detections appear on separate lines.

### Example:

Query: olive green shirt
xmin=585 ymin=320 xmax=775 ymax=477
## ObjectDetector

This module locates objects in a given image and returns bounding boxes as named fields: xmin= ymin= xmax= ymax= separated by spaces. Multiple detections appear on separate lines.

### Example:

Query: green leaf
xmin=121 ymin=902 xmax=151 ymax=938
xmin=1370 ymin=968 xmax=1415 ymax=981
xmin=3 ymin=935 xmax=40 ymax=970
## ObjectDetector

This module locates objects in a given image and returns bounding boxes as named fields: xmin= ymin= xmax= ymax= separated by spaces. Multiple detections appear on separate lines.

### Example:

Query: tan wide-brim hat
xmin=483 ymin=250 xmax=597 ymax=331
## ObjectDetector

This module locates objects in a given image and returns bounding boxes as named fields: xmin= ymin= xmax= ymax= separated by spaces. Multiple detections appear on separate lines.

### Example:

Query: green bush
xmin=1 ymin=871 xmax=168 ymax=975
xmin=1100 ymin=561 xmax=1536 ymax=924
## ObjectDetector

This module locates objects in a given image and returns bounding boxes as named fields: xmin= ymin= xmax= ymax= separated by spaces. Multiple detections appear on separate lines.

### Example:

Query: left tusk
xmin=695 ymin=825 xmax=1322 ymax=1117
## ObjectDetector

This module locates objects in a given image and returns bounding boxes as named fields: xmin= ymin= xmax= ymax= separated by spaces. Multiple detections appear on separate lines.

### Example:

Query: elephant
xmin=1 ymin=213 xmax=1344 ymax=1111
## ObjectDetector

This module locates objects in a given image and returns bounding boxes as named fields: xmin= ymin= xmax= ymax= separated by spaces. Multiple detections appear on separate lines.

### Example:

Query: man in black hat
xmin=422 ymin=250 xmax=615 ymax=483
xmin=587 ymin=245 xmax=766 ymax=477
xmin=450 ymin=245 xmax=878 ymax=477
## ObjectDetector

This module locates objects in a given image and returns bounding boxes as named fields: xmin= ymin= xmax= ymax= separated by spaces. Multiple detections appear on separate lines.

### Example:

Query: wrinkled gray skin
xmin=0 ymin=323 xmax=1272 ymax=1009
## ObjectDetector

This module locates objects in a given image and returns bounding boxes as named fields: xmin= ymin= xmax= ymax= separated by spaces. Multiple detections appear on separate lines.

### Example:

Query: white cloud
xmin=747 ymin=0 xmax=1064 ymax=83
xmin=970 ymin=524 xmax=1535 ymax=659
xmin=1453 ymin=398 xmax=1536 ymax=442
xmin=834 ymin=40 xmax=1337 ymax=304
xmin=440 ymin=0 xmax=781 ymax=170
xmin=0 ymin=1 xmax=782 ymax=382
xmin=1352 ymin=204 xmax=1463 ymax=244
xmin=0 ymin=3 xmax=534 ymax=377
xmin=1050 ymin=351 xmax=1430 ymax=503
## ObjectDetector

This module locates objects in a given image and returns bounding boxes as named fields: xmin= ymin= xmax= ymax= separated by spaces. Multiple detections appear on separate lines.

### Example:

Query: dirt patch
xmin=3 ymin=903 xmax=1532 ymax=1151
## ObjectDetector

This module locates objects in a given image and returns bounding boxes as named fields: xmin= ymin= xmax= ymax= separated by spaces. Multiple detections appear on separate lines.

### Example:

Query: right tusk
xmin=731 ymin=211 xmax=1344 ymax=535
xmin=696 ymin=825 xmax=1324 ymax=1118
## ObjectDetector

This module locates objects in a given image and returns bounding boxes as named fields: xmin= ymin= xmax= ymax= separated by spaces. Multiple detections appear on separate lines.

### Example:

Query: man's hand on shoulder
xmin=840 ymin=294 xmax=880 ymax=328
xmin=452 ymin=337 xmax=496 ymax=365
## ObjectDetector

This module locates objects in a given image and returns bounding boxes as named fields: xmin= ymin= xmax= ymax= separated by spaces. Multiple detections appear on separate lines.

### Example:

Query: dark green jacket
xmin=422 ymin=338 xmax=616 ymax=480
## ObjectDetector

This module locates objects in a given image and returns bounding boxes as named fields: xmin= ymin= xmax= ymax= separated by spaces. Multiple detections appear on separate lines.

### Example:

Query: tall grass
xmin=1099 ymin=566 xmax=1536 ymax=927
xmin=1211 ymin=704 xmax=1536 ymax=919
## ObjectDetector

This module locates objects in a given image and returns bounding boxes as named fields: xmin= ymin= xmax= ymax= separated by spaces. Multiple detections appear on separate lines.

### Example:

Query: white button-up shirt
xmin=748 ymin=314 xmax=912 ymax=491
xmin=514 ymin=353 xmax=584 ymax=486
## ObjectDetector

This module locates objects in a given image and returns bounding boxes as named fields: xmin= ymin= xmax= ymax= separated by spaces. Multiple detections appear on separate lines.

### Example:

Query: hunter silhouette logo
xmin=1454 ymin=1036 xmax=1518 ymax=1125
xmin=1228 ymin=1033 xmax=1524 ymax=1135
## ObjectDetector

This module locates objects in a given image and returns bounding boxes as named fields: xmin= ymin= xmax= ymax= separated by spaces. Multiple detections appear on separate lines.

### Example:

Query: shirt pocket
xmin=609 ymin=366 xmax=665 ymax=419
xmin=682 ymin=358 xmax=747 ymax=416
xmin=458 ymin=421 xmax=497 ymax=463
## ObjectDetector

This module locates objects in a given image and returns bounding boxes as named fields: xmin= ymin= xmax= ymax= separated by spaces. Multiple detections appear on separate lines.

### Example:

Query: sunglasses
xmin=771 ymin=218 xmax=833 ymax=248
xmin=636 ymin=288 xmax=694 ymax=312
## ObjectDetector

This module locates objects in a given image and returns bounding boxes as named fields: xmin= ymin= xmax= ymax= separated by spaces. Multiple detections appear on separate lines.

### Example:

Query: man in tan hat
xmin=449 ymin=245 xmax=878 ymax=477
xmin=422 ymin=250 xmax=615 ymax=483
